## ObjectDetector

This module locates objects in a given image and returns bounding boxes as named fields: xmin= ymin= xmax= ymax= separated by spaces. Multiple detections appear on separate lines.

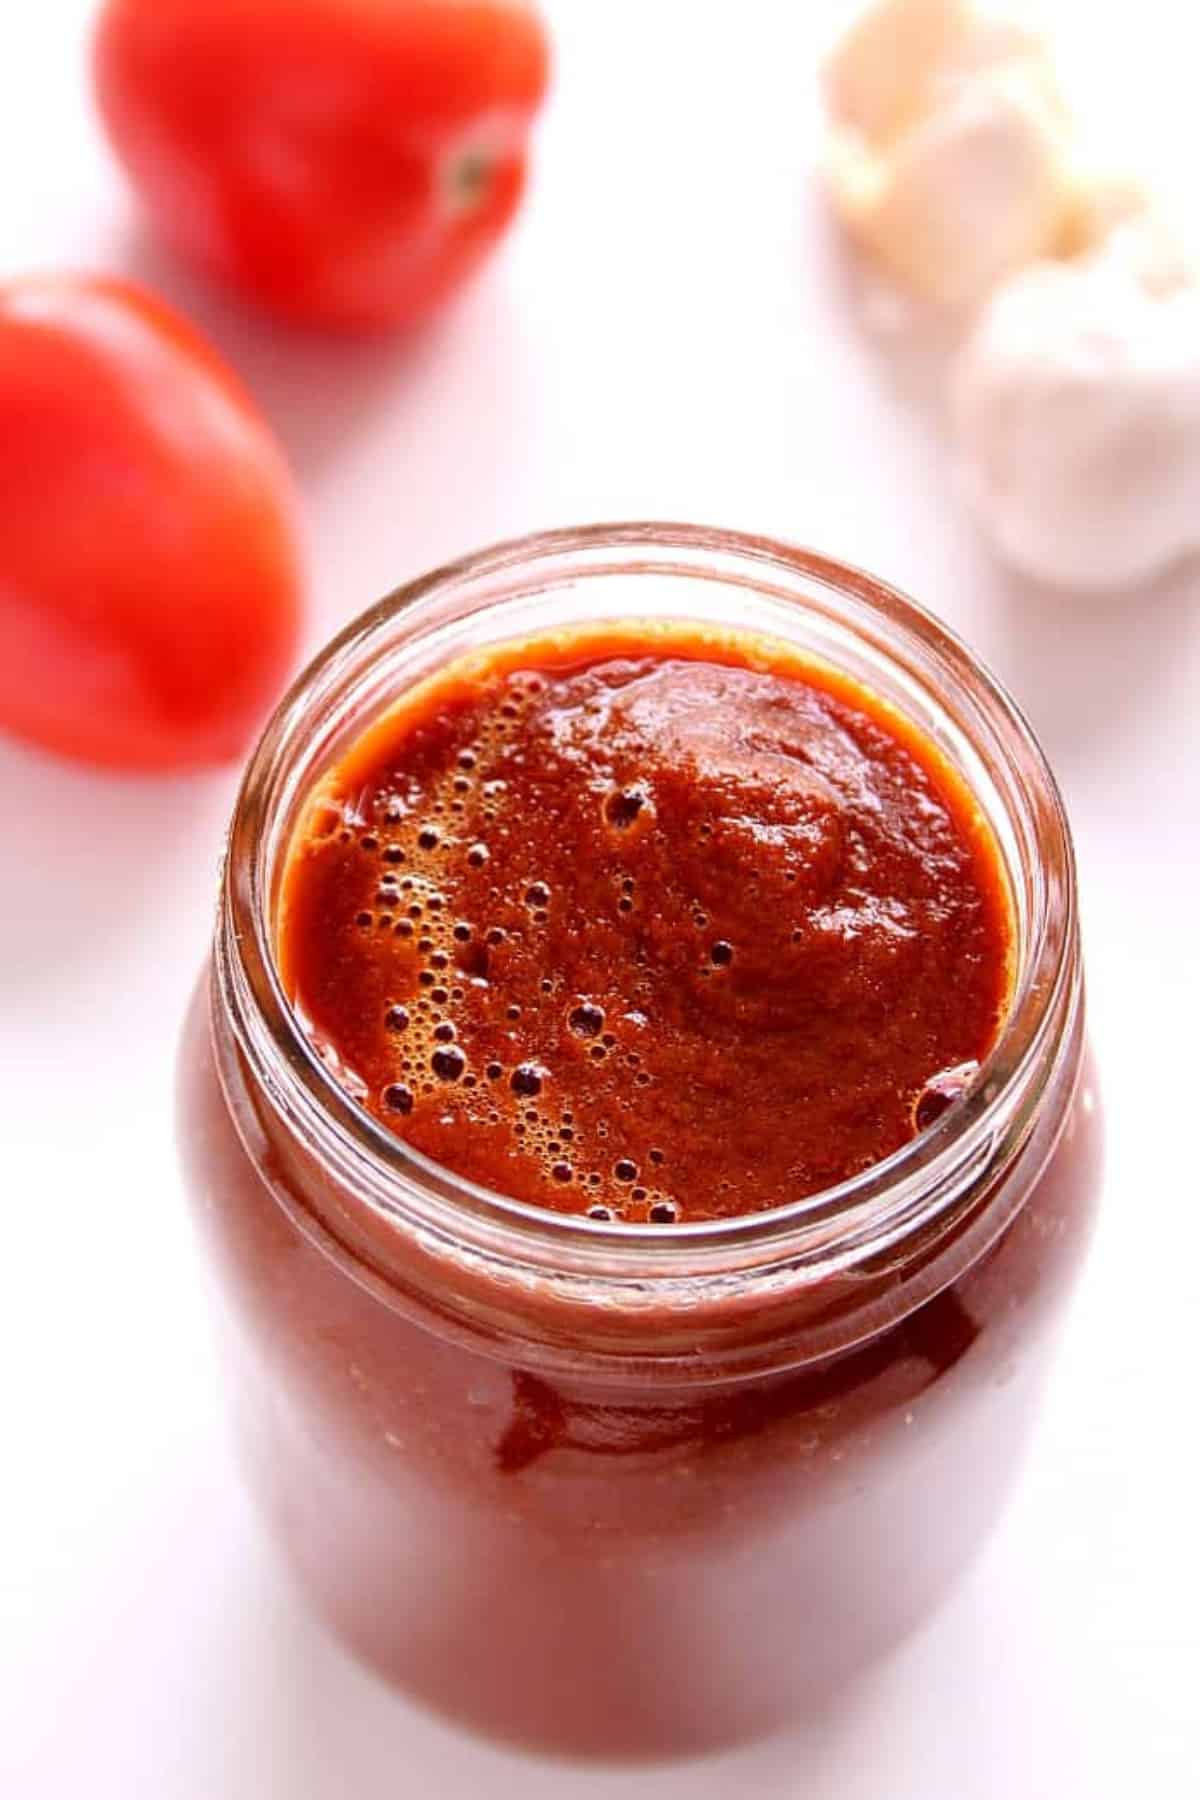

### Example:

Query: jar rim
xmin=216 ymin=521 xmax=1080 ymax=1308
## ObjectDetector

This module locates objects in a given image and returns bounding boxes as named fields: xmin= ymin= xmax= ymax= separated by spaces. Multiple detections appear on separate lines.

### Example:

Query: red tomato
xmin=93 ymin=0 xmax=552 ymax=331
xmin=0 ymin=275 xmax=302 ymax=770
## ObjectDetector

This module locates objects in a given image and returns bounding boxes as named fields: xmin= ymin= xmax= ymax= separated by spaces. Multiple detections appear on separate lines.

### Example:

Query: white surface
xmin=2 ymin=4 xmax=1198 ymax=1795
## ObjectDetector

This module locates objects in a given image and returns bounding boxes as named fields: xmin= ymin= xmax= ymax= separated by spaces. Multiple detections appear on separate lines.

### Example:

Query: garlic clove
xmin=951 ymin=233 xmax=1200 ymax=589
xmin=827 ymin=61 xmax=1076 ymax=307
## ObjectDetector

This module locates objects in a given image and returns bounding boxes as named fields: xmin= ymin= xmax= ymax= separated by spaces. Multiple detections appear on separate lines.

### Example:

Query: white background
xmin=3 ymin=3 xmax=1198 ymax=1794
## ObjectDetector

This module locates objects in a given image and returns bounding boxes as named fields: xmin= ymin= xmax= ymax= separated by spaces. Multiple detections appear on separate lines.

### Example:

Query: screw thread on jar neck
xmin=214 ymin=524 xmax=1081 ymax=1376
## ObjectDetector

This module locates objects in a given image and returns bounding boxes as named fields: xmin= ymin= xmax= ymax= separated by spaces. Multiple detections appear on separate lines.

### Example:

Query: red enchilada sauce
xmin=278 ymin=626 xmax=1013 ymax=1220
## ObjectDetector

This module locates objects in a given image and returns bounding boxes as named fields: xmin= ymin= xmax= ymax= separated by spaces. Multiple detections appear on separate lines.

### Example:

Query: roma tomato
xmin=93 ymin=0 xmax=551 ymax=332
xmin=0 ymin=275 xmax=302 ymax=771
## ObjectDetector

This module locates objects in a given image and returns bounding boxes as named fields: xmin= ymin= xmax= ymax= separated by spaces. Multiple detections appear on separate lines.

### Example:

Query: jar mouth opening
xmin=218 ymin=522 xmax=1079 ymax=1287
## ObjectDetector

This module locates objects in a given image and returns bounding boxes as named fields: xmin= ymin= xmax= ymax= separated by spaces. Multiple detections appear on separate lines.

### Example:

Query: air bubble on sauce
xmin=510 ymin=1063 xmax=546 ymax=1097
xmin=431 ymin=1046 xmax=467 ymax=1081
xmin=605 ymin=785 xmax=649 ymax=829
xmin=913 ymin=1061 xmax=980 ymax=1133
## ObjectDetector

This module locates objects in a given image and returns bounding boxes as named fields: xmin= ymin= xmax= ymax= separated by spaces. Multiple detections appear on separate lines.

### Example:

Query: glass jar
xmin=178 ymin=524 xmax=1100 ymax=1757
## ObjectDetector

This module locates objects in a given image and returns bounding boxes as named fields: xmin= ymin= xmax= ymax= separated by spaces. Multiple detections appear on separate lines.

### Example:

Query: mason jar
xmin=178 ymin=524 xmax=1100 ymax=1756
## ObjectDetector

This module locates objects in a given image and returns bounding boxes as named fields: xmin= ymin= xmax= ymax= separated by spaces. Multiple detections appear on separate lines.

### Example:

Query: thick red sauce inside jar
xmin=279 ymin=624 xmax=1013 ymax=1221
xmin=183 ymin=600 xmax=1096 ymax=1756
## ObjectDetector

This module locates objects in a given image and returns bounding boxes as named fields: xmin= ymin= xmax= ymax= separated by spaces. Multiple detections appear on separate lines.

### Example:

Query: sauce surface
xmin=278 ymin=626 xmax=1013 ymax=1223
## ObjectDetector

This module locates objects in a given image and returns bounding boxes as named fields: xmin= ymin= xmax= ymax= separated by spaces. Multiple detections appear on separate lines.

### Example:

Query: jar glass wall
xmin=178 ymin=525 xmax=1100 ymax=1756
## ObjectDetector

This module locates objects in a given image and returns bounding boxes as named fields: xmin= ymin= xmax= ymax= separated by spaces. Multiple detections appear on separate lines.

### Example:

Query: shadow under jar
xmin=178 ymin=524 xmax=1100 ymax=1758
